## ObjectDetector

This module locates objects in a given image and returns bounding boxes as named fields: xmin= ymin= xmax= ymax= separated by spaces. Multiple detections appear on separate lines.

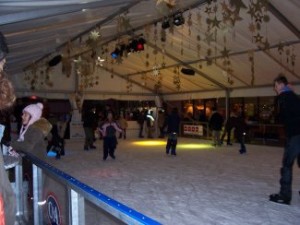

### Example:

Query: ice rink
xmin=44 ymin=137 xmax=300 ymax=225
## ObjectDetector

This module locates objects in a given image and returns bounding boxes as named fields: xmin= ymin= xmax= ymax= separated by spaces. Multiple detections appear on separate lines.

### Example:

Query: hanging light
xmin=173 ymin=12 xmax=185 ymax=26
xmin=111 ymin=47 xmax=120 ymax=59
xmin=136 ymin=37 xmax=145 ymax=51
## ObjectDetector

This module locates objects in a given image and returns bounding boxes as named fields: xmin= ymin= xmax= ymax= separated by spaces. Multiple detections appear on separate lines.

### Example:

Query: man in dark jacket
xmin=166 ymin=107 xmax=180 ymax=156
xmin=232 ymin=112 xmax=248 ymax=154
xmin=209 ymin=107 xmax=224 ymax=146
xmin=82 ymin=106 xmax=98 ymax=150
xmin=269 ymin=74 xmax=300 ymax=205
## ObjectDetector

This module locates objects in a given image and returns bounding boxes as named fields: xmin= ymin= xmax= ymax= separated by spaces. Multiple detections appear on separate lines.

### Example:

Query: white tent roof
xmin=1 ymin=0 xmax=299 ymax=100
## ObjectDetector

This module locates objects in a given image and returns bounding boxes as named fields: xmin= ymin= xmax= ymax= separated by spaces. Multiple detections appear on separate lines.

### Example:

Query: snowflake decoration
xmin=152 ymin=64 xmax=160 ymax=76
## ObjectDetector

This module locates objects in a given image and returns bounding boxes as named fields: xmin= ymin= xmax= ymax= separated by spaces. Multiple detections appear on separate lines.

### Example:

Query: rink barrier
xmin=17 ymin=152 xmax=162 ymax=225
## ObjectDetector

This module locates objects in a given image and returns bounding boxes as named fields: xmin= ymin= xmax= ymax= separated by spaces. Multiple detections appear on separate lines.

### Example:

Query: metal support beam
xmin=33 ymin=164 xmax=43 ymax=225
xmin=69 ymin=189 xmax=85 ymax=225
xmin=15 ymin=162 xmax=24 ymax=217
xmin=268 ymin=3 xmax=300 ymax=39
xmin=0 ymin=1 xmax=129 ymax=25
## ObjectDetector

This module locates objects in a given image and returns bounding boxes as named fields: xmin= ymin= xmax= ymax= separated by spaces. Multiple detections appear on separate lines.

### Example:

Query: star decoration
xmin=229 ymin=0 xmax=247 ymax=11
xmin=204 ymin=32 xmax=215 ymax=45
xmin=89 ymin=30 xmax=101 ymax=41
xmin=211 ymin=16 xmax=221 ymax=28
xmin=253 ymin=33 xmax=263 ymax=43
xmin=205 ymin=6 xmax=213 ymax=15
xmin=252 ymin=2 xmax=263 ymax=13
xmin=277 ymin=42 xmax=284 ymax=54
xmin=247 ymin=6 xmax=256 ymax=18
xmin=255 ymin=14 xmax=263 ymax=23
xmin=221 ymin=1 xmax=229 ymax=11
xmin=222 ymin=12 xmax=232 ymax=24
xmin=220 ymin=47 xmax=230 ymax=58
xmin=213 ymin=5 xmax=218 ymax=13
xmin=262 ymin=38 xmax=270 ymax=50
xmin=230 ymin=11 xmax=243 ymax=25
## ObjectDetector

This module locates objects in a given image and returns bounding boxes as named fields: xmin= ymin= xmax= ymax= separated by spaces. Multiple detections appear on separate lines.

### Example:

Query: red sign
xmin=183 ymin=125 xmax=203 ymax=136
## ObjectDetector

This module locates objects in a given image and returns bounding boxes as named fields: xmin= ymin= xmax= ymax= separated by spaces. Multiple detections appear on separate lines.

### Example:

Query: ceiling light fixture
xmin=111 ymin=47 xmax=120 ymax=59
xmin=173 ymin=12 xmax=185 ymax=26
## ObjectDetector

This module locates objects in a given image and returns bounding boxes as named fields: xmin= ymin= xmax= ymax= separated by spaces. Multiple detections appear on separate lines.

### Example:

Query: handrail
xmin=23 ymin=152 xmax=162 ymax=225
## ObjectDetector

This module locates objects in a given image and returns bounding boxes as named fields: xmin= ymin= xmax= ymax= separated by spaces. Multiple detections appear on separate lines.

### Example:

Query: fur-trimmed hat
xmin=0 ymin=32 xmax=9 ymax=62
xmin=23 ymin=102 xmax=44 ymax=126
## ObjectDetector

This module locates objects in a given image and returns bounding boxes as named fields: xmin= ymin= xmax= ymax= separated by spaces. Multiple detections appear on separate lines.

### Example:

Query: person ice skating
xmin=82 ymin=106 xmax=98 ymax=150
xmin=209 ymin=106 xmax=224 ymax=146
xmin=157 ymin=109 xmax=166 ymax=138
xmin=166 ymin=107 xmax=180 ymax=156
xmin=146 ymin=110 xmax=155 ymax=138
xmin=232 ymin=111 xmax=247 ymax=154
xmin=221 ymin=110 xmax=236 ymax=146
xmin=118 ymin=112 xmax=128 ymax=139
xmin=269 ymin=74 xmax=300 ymax=205
xmin=99 ymin=111 xmax=122 ymax=160
xmin=137 ymin=108 xmax=145 ymax=138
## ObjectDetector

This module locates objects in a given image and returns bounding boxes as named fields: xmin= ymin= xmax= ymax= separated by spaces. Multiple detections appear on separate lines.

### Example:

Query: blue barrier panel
xmin=24 ymin=152 xmax=162 ymax=225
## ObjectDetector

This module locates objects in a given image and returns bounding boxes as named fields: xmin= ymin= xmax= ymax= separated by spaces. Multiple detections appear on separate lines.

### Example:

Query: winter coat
xmin=232 ymin=116 xmax=248 ymax=138
xmin=82 ymin=110 xmax=97 ymax=128
xmin=167 ymin=111 xmax=180 ymax=134
xmin=276 ymin=90 xmax=300 ymax=138
xmin=11 ymin=118 xmax=52 ymax=157
xmin=209 ymin=111 xmax=224 ymax=131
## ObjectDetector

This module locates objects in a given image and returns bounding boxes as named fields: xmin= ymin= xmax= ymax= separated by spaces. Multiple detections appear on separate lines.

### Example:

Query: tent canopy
xmin=1 ymin=0 xmax=299 ymax=99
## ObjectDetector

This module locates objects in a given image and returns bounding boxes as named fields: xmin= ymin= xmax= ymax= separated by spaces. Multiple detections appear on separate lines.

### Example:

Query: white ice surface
xmin=49 ymin=138 xmax=300 ymax=225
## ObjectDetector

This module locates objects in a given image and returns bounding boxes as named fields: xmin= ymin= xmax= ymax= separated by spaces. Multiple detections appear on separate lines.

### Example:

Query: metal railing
xmin=13 ymin=152 xmax=161 ymax=225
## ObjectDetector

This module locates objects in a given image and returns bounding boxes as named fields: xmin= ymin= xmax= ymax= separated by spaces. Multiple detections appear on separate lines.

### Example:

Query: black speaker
xmin=181 ymin=68 xmax=195 ymax=75
xmin=48 ymin=55 xmax=62 ymax=67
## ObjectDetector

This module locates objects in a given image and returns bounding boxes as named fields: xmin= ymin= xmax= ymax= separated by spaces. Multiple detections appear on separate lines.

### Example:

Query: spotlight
xmin=48 ymin=54 xmax=62 ymax=67
xmin=111 ymin=47 xmax=120 ymax=59
xmin=136 ymin=37 xmax=145 ymax=51
xmin=181 ymin=68 xmax=195 ymax=76
xmin=173 ymin=12 xmax=185 ymax=26
xmin=128 ymin=37 xmax=146 ymax=52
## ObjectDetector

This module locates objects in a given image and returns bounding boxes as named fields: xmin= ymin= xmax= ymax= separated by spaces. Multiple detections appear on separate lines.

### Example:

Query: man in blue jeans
xmin=269 ymin=74 xmax=300 ymax=205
